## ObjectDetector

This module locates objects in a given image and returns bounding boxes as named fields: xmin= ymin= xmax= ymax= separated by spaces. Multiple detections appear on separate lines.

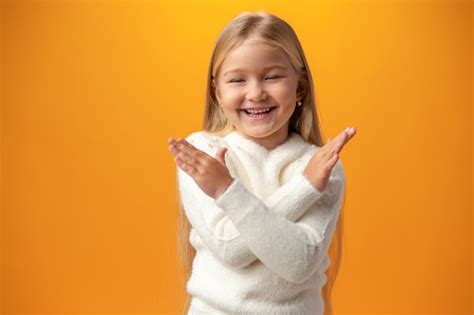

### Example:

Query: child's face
xmin=213 ymin=41 xmax=302 ymax=142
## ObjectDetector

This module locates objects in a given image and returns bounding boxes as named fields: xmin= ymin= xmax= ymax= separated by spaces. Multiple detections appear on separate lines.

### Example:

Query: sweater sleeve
xmin=177 ymin=164 xmax=324 ymax=269
xmin=214 ymin=160 xmax=346 ymax=284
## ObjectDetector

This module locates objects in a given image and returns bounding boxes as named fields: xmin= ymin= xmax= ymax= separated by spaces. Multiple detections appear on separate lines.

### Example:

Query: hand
xmin=303 ymin=127 xmax=357 ymax=192
xmin=168 ymin=137 xmax=234 ymax=199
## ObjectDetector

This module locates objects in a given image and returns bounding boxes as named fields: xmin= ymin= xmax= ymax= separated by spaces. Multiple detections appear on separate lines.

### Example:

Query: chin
xmin=240 ymin=128 xmax=276 ymax=137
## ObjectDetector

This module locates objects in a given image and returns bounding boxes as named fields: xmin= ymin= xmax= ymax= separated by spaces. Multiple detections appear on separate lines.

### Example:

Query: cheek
xmin=270 ymin=82 xmax=296 ymax=98
xmin=221 ymin=108 xmax=245 ymax=125
xmin=220 ymin=87 xmax=241 ymax=100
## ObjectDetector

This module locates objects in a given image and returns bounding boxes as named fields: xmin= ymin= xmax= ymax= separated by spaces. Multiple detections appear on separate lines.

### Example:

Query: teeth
xmin=245 ymin=107 xmax=273 ymax=114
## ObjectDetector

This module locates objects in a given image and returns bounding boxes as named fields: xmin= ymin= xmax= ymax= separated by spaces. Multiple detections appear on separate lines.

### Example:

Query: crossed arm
xmin=177 ymin=158 xmax=345 ymax=284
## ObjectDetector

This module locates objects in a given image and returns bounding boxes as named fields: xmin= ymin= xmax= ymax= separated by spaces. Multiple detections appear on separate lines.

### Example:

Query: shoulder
xmin=184 ymin=130 xmax=225 ymax=156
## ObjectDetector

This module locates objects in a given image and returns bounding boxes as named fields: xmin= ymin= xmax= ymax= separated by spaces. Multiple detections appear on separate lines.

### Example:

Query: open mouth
xmin=240 ymin=106 xmax=276 ymax=119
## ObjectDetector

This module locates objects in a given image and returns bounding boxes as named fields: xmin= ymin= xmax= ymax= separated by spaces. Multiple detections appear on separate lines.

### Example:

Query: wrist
xmin=303 ymin=171 xmax=323 ymax=192
xmin=214 ymin=176 xmax=234 ymax=199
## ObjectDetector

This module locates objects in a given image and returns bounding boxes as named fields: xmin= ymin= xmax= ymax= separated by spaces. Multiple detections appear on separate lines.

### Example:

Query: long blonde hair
xmin=176 ymin=11 xmax=345 ymax=315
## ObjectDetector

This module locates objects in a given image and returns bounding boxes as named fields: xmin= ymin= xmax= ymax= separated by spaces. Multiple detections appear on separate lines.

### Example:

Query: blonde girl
xmin=168 ymin=11 xmax=356 ymax=315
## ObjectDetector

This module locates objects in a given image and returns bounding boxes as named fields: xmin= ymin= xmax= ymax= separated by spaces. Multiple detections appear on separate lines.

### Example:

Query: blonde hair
xmin=177 ymin=11 xmax=345 ymax=315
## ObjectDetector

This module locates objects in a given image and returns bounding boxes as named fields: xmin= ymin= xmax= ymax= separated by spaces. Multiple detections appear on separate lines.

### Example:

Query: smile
xmin=240 ymin=106 xmax=276 ymax=120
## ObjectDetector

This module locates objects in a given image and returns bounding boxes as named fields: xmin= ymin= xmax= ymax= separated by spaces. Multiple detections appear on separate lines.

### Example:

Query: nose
xmin=246 ymin=80 xmax=267 ymax=103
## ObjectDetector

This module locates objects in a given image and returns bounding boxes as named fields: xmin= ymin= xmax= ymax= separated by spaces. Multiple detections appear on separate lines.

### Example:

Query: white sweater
xmin=177 ymin=129 xmax=346 ymax=315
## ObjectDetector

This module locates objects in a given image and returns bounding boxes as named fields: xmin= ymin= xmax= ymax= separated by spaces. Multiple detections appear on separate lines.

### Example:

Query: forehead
xmin=220 ymin=42 xmax=292 ymax=77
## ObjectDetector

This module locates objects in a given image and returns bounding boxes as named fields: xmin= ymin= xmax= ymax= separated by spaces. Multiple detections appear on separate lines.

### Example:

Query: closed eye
xmin=228 ymin=76 xmax=283 ymax=83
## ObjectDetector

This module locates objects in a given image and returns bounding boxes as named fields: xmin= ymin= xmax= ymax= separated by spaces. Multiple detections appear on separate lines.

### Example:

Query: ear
xmin=296 ymin=81 xmax=305 ymax=102
xmin=297 ymin=93 xmax=303 ymax=102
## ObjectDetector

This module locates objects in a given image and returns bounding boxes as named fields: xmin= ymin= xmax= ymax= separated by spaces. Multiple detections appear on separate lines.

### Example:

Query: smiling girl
xmin=168 ymin=11 xmax=356 ymax=315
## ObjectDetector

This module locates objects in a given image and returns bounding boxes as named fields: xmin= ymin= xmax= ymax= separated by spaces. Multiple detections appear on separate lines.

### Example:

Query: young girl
xmin=168 ymin=11 xmax=356 ymax=315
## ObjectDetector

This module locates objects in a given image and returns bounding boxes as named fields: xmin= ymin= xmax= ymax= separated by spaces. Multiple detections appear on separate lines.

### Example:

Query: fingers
xmin=330 ymin=127 xmax=355 ymax=154
xmin=168 ymin=138 xmax=191 ymax=155
xmin=168 ymin=137 xmax=204 ymax=171
xmin=319 ymin=127 xmax=356 ymax=167
xmin=324 ymin=127 xmax=356 ymax=154
xmin=175 ymin=138 xmax=197 ymax=152
xmin=173 ymin=138 xmax=208 ymax=157
xmin=320 ymin=131 xmax=347 ymax=159
xmin=327 ymin=153 xmax=339 ymax=171
xmin=333 ymin=131 xmax=349 ymax=154
xmin=170 ymin=145 xmax=195 ymax=169
xmin=174 ymin=156 xmax=195 ymax=173
xmin=344 ymin=127 xmax=356 ymax=141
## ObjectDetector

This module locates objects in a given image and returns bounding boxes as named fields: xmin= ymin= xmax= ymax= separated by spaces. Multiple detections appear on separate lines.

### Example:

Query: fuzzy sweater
xmin=176 ymin=129 xmax=346 ymax=315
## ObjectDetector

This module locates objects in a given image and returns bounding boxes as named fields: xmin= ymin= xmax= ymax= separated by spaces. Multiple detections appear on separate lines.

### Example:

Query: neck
xmin=235 ymin=127 xmax=290 ymax=150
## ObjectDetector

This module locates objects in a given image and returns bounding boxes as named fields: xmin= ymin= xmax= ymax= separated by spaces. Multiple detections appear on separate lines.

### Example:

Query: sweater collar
xmin=223 ymin=130 xmax=307 ymax=158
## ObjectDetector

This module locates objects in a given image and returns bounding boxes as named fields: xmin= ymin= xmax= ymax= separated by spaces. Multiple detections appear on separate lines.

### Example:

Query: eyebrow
xmin=223 ymin=64 xmax=288 ymax=77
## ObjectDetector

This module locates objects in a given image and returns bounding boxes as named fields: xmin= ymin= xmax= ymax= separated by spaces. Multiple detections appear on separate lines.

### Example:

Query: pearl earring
xmin=297 ymin=101 xmax=302 ymax=107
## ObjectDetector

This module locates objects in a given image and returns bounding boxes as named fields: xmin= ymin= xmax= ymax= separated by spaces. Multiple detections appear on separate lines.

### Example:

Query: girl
xmin=168 ymin=11 xmax=356 ymax=315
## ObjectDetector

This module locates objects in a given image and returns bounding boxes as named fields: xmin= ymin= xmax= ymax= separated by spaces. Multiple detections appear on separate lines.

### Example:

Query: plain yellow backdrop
xmin=1 ymin=0 xmax=472 ymax=314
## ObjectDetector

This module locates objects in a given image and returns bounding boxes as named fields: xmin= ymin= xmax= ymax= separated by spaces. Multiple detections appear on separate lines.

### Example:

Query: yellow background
xmin=1 ymin=0 xmax=472 ymax=314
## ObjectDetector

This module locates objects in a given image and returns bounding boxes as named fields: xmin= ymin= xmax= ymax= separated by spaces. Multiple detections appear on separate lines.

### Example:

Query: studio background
xmin=1 ymin=0 xmax=472 ymax=314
